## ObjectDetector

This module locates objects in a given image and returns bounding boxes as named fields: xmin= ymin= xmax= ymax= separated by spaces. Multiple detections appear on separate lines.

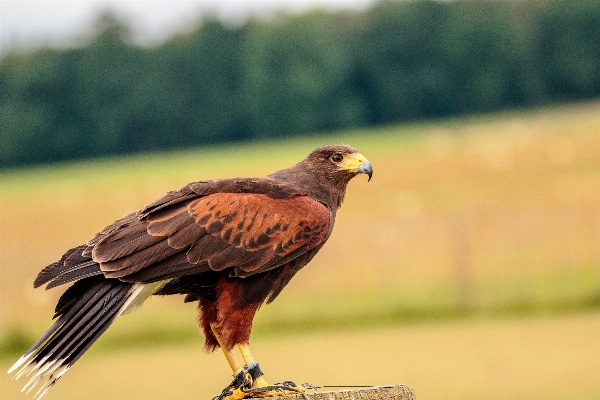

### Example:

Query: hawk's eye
xmin=331 ymin=153 xmax=344 ymax=163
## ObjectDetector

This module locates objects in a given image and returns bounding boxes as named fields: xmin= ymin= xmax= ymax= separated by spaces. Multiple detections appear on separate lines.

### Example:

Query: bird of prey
xmin=9 ymin=144 xmax=373 ymax=400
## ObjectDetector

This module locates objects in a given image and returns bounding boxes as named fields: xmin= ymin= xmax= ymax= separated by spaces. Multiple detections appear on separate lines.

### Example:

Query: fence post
xmin=263 ymin=385 xmax=415 ymax=400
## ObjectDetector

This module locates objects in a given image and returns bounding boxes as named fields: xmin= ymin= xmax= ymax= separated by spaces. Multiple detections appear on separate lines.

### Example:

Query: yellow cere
xmin=339 ymin=152 xmax=366 ymax=172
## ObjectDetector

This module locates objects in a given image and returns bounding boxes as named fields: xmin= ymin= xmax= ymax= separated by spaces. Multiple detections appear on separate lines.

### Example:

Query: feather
xmin=146 ymin=209 xmax=191 ymax=236
xmin=208 ymin=246 xmax=255 ymax=271
xmin=186 ymin=235 xmax=228 ymax=264
xmin=84 ymin=212 xmax=139 ymax=252
xmin=10 ymin=278 xmax=169 ymax=398
xmin=46 ymin=263 xmax=103 ymax=290
xmin=34 ymin=246 xmax=87 ymax=288
xmin=119 ymin=253 xmax=210 ymax=283
xmin=140 ymin=189 xmax=199 ymax=220
xmin=212 ymin=245 xmax=246 ymax=264
xmin=166 ymin=222 xmax=207 ymax=249
xmin=156 ymin=271 xmax=221 ymax=302
xmin=92 ymin=226 xmax=162 ymax=263
xmin=64 ymin=245 xmax=91 ymax=266
xmin=231 ymin=251 xmax=275 ymax=276
xmin=11 ymin=278 xmax=119 ymax=377
xmin=101 ymin=240 xmax=180 ymax=277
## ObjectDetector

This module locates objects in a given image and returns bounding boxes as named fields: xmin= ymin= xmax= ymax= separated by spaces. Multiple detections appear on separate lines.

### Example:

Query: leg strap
xmin=246 ymin=361 xmax=264 ymax=380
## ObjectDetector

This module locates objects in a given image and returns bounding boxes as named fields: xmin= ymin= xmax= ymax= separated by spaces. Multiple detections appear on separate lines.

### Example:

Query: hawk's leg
xmin=211 ymin=324 xmax=243 ymax=373
xmin=238 ymin=344 xmax=270 ymax=389
xmin=211 ymin=324 xmax=309 ymax=400
xmin=211 ymin=325 xmax=253 ymax=400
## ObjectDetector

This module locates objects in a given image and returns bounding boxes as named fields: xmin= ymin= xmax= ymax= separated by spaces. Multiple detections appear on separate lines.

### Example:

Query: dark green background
xmin=2 ymin=0 xmax=599 ymax=167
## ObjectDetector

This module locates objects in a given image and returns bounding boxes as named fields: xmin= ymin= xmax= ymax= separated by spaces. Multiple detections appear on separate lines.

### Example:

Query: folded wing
xmin=94 ymin=192 xmax=331 ymax=281
xmin=36 ymin=182 xmax=331 ymax=290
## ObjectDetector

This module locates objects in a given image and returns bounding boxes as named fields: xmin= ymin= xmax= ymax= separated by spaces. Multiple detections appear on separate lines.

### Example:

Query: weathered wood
xmin=262 ymin=385 xmax=415 ymax=400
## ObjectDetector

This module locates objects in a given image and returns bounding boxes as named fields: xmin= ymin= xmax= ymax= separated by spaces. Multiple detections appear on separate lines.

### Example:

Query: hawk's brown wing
xmin=90 ymin=192 xmax=331 ymax=282
xmin=34 ymin=178 xmax=330 ymax=288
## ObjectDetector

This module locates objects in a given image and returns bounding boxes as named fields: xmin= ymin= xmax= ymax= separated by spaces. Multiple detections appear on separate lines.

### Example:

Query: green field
xmin=1 ymin=101 xmax=600 ymax=399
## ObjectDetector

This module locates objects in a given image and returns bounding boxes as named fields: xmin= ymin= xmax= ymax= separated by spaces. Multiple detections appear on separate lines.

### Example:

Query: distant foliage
xmin=1 ymin=0 xmax=600 ymax=167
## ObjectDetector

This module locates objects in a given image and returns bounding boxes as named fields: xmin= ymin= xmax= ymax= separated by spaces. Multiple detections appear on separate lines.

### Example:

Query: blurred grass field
xmin=2 ymin=311 xmax=599 ymax=400
xmin=1 ymin=101 xmax=600 ymax=399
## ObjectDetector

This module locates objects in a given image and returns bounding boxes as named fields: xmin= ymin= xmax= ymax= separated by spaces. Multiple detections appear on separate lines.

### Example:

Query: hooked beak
xmin=357 ymin=158 xmax=373 ymax=181
xmin=340 ymin=152 xmax=373 ymax=181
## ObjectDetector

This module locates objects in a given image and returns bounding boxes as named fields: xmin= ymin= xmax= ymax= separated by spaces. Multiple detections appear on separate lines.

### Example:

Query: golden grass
xmin=2 ymin=311 xmax=599 ymax=400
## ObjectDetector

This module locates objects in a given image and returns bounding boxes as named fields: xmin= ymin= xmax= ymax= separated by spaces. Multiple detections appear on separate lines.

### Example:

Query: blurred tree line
xmin=1 ymin=0 xmax=600 ymax=167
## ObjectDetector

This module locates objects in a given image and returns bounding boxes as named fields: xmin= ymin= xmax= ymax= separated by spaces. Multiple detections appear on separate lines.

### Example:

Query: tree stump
xmin=262 ymin=385 xmax=415 ymax=400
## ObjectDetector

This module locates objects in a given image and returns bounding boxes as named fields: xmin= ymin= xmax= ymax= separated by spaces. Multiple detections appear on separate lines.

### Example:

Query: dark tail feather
xmin=8 ymin=277 xmax=135 ymax=399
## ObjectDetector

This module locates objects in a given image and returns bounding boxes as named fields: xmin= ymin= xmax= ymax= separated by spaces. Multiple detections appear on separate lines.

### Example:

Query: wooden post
xmin=262 ymin=385 xmax=415 ymax=400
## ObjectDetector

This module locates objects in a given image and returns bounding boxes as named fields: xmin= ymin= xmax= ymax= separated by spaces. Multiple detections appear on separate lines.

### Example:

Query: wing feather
xmin=119 ymin=253 xmax=211 ymax=283
xmin=186 ymin=192 xmax=331 ymax=276
xmin=208 ymin=246 xmax=254 ymax=271
xmin=34 ymin=245 xmax=88 ymax=288
xmin=93 ymin=229 xmax=163 ymax=263
xmin=46 ymin=263 xmax=104 ymax=289
xmin=186 ymin=235 xmax=230 ymax=265
xmin=43 ymin=180 xmax=330 ymax=287
xmin=146 ymin=206 xmax=190 ymax=236
xmin=101 ymin=240 xmax=180 ymax=277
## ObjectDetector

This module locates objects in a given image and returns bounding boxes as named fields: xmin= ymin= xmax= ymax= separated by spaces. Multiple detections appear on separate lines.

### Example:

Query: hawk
xmin=9 ymin=144 xmax=373 ymax=399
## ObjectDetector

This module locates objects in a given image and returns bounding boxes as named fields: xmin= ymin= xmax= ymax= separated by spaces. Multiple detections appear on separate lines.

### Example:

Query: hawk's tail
xmin=7 ymin=277 xmax=160 ymax=399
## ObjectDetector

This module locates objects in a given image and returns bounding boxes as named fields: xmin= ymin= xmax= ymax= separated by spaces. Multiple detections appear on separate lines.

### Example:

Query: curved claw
xmin=213 ymin=390 xmax=235 ymax=400
xmin=244 ymin=384 xmax=301 ymax=395
xmin=274 ymin=381 xmax=301 ymax=390
xmin=301 ymin=383 xmax=318 ymax=390
xmin=213 ymin=388 xmax=251 ymax=400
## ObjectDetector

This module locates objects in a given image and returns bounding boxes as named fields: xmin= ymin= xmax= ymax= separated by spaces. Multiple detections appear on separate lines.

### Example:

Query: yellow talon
xmin=222 ymin=388 xmax=249 ymax=400
xmin=251 ymin=376 xmax=270 ymax=389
